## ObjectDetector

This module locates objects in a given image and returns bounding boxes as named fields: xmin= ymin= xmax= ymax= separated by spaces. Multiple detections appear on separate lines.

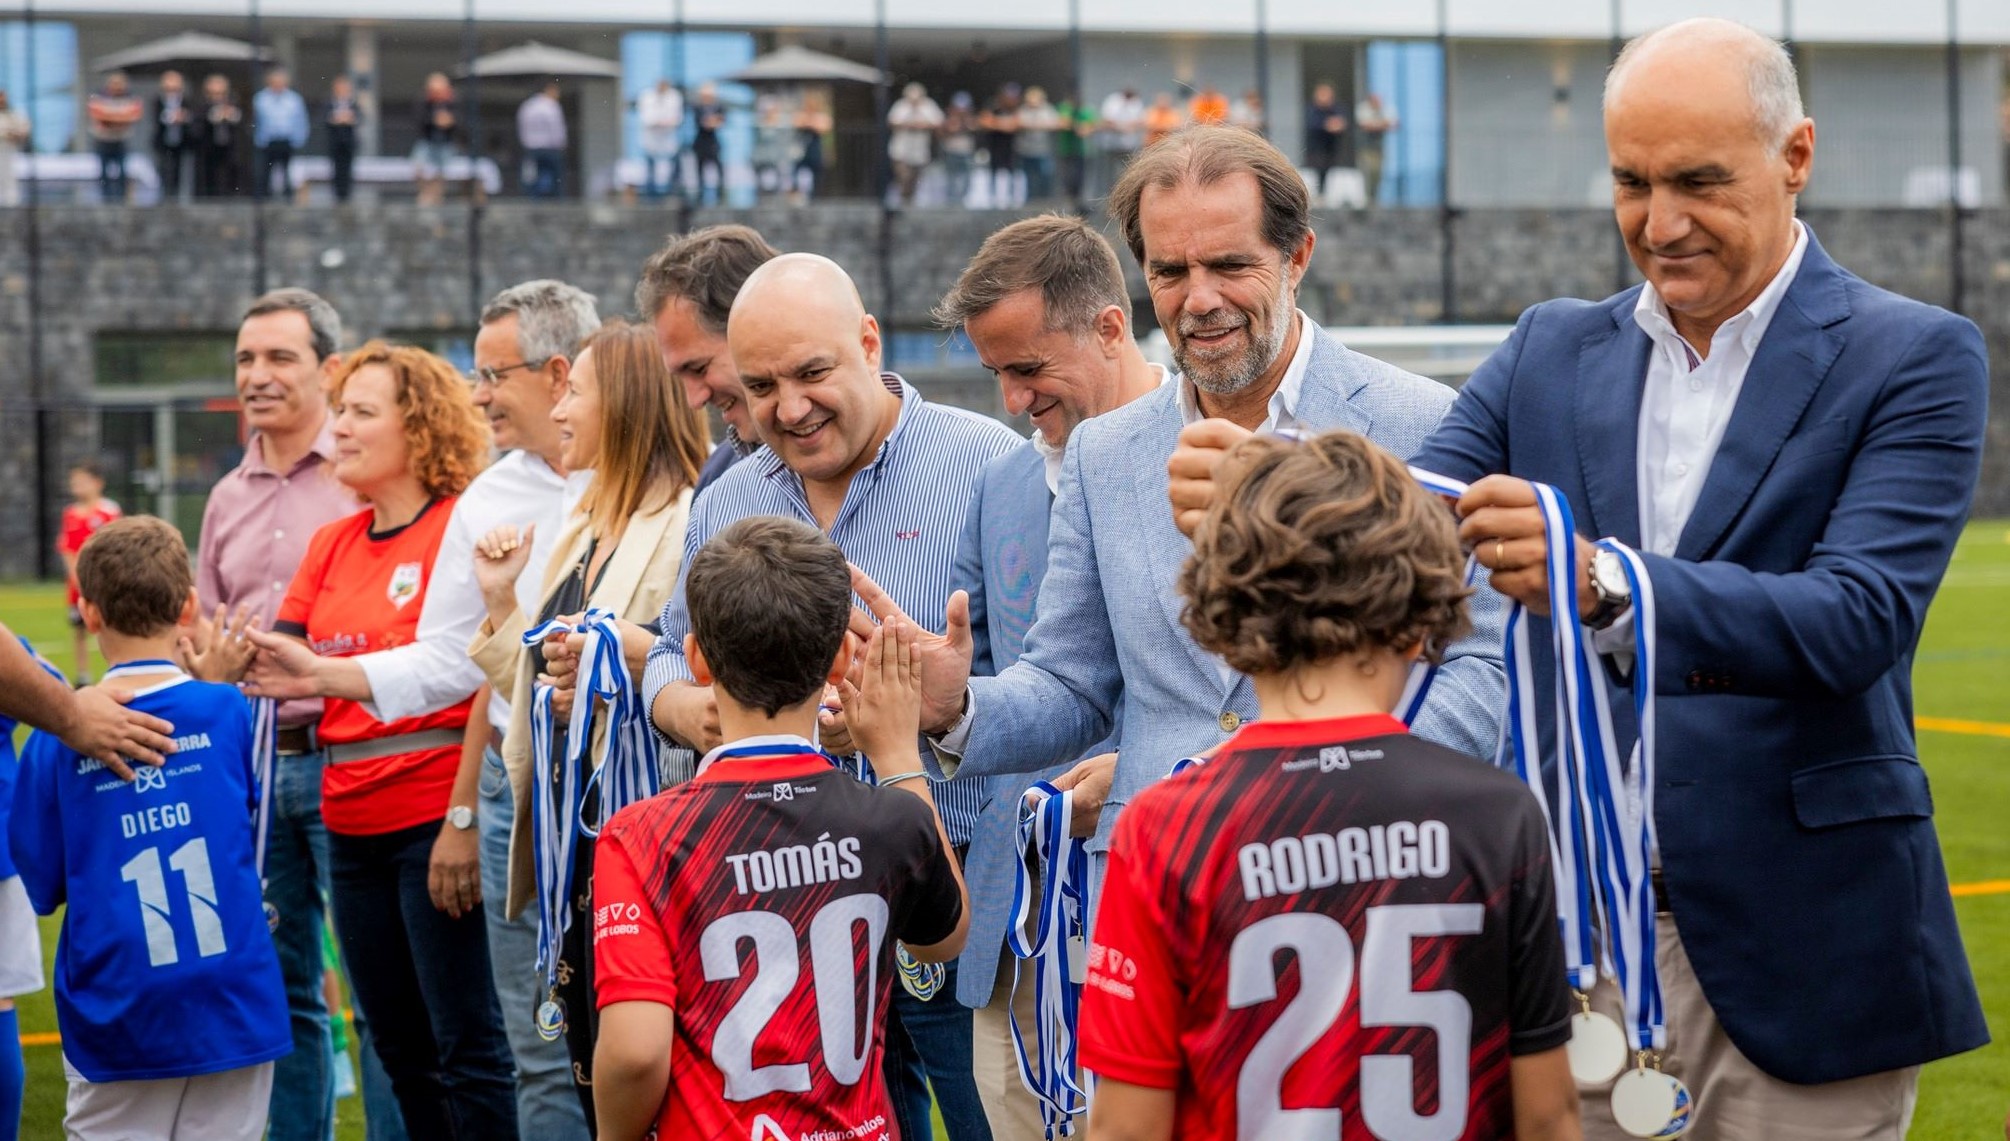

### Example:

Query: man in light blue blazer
xmin=851 ymin=127 xmax=1504 ymax=888
xmin=933 ymin=215 xmax=1165 ymax=1139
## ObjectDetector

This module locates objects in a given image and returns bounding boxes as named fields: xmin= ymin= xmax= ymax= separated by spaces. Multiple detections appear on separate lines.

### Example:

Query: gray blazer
xmin=958 ymin=326 xmax=1507 ymax=856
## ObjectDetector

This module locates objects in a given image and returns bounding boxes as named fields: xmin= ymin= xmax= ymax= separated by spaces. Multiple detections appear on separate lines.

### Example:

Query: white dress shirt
xmin=1594 ymin=221 xmax=1809 ymax=657
xmin=1030 ymin=363 xmax=1170 ymax=495
xmin=358 ymin=450 xmax=580 ymax=735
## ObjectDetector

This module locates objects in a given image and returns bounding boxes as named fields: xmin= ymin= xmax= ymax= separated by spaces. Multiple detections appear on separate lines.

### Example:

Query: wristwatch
xmin=1586 ymin=548 xmax=1633 ymax=630
xmin=446 ymin=805 xmax=476 ymax=831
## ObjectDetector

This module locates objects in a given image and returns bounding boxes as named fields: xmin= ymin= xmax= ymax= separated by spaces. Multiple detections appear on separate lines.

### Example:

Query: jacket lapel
xmin=1296 ymin=326 xmax=1374 ymax=440
xmin=1675 ymin=232 xmax=1849 ymax=561
xmin=1575 ymin=295 xmax=1650 ymax=545
xmin=589 ymin=488 xmax=692 ymax=621
xmin=1128 ymin=397 xmax=1235 ymax=698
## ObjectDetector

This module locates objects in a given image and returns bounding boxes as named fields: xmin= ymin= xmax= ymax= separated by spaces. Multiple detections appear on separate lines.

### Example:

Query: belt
xmin=325 ymin=728 xmax=464 ymax=766
xmin=276 ymin=725 xmax=318 ymax=755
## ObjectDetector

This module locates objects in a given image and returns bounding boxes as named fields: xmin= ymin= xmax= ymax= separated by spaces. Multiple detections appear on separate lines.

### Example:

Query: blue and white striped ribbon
xmin=521 ymin=618 xmax=586 ymax=989
xmin=249 ymin=696 xmax=277 ymax=881
xmin=567 ymin=608 xmax=662 ymax=838
xmin=1005 ymin=781 xmax=1091 ymax=1138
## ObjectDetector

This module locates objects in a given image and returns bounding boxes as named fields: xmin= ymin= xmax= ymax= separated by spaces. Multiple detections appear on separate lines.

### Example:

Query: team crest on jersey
xmin=1319 ymin=746 xmax=1352 ymax=772
xmin=749 ymin=1114 xmax=793 ymax=1141
xmin=387 ymin=562 xmax=423 ymax=609
xmin=133 ymin=765 xmax=169 ymax=793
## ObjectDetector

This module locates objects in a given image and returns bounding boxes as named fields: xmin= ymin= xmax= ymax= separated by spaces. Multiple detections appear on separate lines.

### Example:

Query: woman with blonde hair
xmin=246 ymin=341 xmax=520 ymax=1138
xmin=468 ymin=319 xmax=708 ymax=1129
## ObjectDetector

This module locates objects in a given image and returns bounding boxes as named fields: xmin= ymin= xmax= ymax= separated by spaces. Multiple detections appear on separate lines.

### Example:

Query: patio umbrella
xmin=91 ymin=31 xmax=270 ymax=74
xmin=724 ymin=45 xmax=883 ymax=86
xmin=456 ymin=41 xmax=621 ymax=80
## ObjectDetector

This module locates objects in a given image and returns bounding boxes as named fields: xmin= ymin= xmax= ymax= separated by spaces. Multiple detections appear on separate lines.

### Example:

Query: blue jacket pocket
xmin=1791 ymin=754 xmax=1933 ymax=829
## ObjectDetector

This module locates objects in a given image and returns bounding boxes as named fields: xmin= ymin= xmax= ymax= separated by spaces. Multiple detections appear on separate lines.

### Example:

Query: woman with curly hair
xmin=1079 ymin=429 xmax=1581 ymax=1141
xmin=248 ymin=341 xmax=520 ymax=1138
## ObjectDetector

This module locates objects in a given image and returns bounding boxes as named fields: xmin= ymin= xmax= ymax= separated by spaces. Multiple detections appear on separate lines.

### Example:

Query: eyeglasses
xmin=466 ymin=359 xmax=549 ymax=388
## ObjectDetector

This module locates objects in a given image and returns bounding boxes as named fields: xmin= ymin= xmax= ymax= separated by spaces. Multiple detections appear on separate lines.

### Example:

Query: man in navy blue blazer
xmin=1173 ymin=18 xmax=1987 ymax=1139
xmin=932 ymin=215 xmax=1165 ymax=1139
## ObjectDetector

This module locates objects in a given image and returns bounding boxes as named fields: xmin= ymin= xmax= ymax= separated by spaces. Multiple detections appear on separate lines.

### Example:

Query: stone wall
xmin=1 ymin=202 xmax=2004 ymax=576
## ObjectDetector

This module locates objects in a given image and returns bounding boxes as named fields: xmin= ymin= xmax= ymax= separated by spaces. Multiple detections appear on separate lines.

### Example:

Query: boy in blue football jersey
xmin=13 ymin=516 xmax=289 ymax=1141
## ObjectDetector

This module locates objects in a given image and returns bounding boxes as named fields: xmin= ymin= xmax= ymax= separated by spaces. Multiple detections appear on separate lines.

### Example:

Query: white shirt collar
xmin=1175 ymin=310 xmax=1315 ymax=433
xmin=1633 ymin=221 xmax=1808 ymax=361
xmin=1034 ymin=363 xmax=1172 ymax=495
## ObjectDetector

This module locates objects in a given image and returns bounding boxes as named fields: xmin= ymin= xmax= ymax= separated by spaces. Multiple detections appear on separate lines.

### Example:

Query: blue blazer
xmin=1413 ymin=228 xmax=1989 ymax=1084
xmin=958 ymin=326 xmax=1507 ymax=856
xmin=948 ymin=441 xmax=1114 ymax=1009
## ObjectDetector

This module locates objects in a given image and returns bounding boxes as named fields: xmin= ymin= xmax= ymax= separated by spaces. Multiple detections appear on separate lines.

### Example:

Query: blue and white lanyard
xmin=1006 ymin=781 xmax=1091 ymax=1138
xmin=249 ymin=696 xmax=277 ymax=880
xmin=1166 ymin=464 xmax=1475 ymax=780
xmin=522 ymin=608 xmax=662 ymax=990
xmin=1497 ymin=485 xmax=1666 ymax=1054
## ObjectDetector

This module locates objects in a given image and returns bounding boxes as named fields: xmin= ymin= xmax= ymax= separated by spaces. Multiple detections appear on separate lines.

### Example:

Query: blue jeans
xmin=331 ymin=820 xmax=519 ymax=1140
xmin=481 ymin=746 xmax=590 ymax=1140
xmin=525 ymin=149 xmax=562 ymax=197
xmin=1021 ymin=154 xmax=1054 ymax=201
xmin=263 ymin=749 xmax=334 ymax=1141
xmin=643 ymin=150 xmax=680 ymax=198
xmin=885 ymin=959 xmax=992 ymax=1141
xmin=95 ymin=140 xmax=128 ymax=203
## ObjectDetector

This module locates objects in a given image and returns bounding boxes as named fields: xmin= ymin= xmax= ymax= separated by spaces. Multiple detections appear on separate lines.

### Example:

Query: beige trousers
xmin=1579 ymin=914 xmax=1918 ymax=1141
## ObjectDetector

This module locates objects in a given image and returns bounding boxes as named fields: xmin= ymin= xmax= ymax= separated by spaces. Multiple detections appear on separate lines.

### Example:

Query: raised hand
xmin=817 ymin=683 xmax=858 ymax=757
xmin=177 ymin=603 xmax=261 ymax=683
xmin=1168 ymin=418 xmax=1255 ymax=538
xmin=846 ymin=565 xmax=972 ymax=735
xmin=474 ymin=522 xmax=536 ymax=606
xmin=242 ymin=629 xmax=328 ymax=701
xmin=839 ymin=617 xmax=922 ymax=773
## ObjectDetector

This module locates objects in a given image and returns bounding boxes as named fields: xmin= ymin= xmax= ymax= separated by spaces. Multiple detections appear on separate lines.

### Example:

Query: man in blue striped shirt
xmin=641 ymin=252 xmax=1017 ymax=1141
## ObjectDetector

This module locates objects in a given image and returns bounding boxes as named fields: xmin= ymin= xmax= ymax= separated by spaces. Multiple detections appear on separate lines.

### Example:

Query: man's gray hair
xmin=243 ymin=288 xmax=342 ymax=361
xmin=1606 ymin=18 xmax=1805 ymax=149
xmin=480 ymin=280 xmax=601 ymax=363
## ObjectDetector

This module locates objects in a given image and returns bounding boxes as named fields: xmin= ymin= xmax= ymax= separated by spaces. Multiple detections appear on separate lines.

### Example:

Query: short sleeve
xmin=10 ymin=733 xmax=68 ymax=915
xmin=1506 ymin=799 xmax=1573 ymax=1056
xmin=275 ymin=524 xmax=336 ymax=637
xmin=592 ymin=828 xmax=678 ymax=1010
xmin=57 ymin=509 xmax=87 ymax=556
xmin=888 ymin=791 xmax=962 ymax=949
xmin=1078 ymin=803 xmax=1184 ymax=1090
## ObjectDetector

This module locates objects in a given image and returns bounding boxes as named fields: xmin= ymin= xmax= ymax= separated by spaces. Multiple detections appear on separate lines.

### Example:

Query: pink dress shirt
xmin=196 ymin=420 xmax=361 ymax=728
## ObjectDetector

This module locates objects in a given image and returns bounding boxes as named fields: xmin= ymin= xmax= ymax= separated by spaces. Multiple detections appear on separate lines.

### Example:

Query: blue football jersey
xmin=0 ymin=637 xmax=63 ymax=882
xmin=12 ymin=662 xmax=289 ymax=1082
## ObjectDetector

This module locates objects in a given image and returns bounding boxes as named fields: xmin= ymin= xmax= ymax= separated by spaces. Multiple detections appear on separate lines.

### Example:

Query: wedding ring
xmin=1495 ymin=539 xmax=1507 ymax=568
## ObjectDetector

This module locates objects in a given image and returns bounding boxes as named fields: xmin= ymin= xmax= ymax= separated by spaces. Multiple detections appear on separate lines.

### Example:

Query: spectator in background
xmin=1142 ymin=90 xmax=1183 ymax=147
xmin=517 ymin=79 xmax=567 ymax=199
xmin=888 ymin=82 xmax=943 ymax=206
xmin=637 ymin=78 xmax=684 ymax=200
xmin=1188 ymin=82 xmax=1228 ymax=125
xmin=326 ymin=75 xmax=359 ymax=205
xmin=751 ymin=95 xmax=793 ymax=200
xmin=56 ymin=463 xmax=121 ymax=684
xmin=198 ymin=73 xmax=244 ymax=198
xmin=86 ymin=71 xmax=142 ymax=204
xmin=1097 ymin=86 xmax=1145 ymax=194
xmin=941 ymin=92 xmax=979 ymax=207
xmin=981 ymin=83 xmax=1021 ymax=207
xmin=1229 ymin=87 xmax=1265 ymax=134
xmin=1016 ymin=86 xmax=1061 ymax=202
xmin=415 ymin=72 xmax=459 ymax=206
xmin=253 ymin=67 xmax=309 ymax=202
xmin=152 ymin=71 xmax=194 ymax=202
xmin=690 ymin=82 xmax=727 ymax=206
xmin=792 ymin=89 xmax=832 ymax=205
xmin=1056 ymin=90 xmax=1093 ymax=202
xmin=0 ymin=89 xmax=28 ymax=209
xmin=1354 ymin=90 xmax=1397 ymax=205
xmin=1303 ymin=81 xmax=1346 ymax=197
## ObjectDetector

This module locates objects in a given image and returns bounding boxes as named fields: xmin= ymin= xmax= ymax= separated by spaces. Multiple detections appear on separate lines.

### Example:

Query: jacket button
xmin=1218 ymin=711 xmax=1241 ymax=732
xmin=1686 ymin=671 xmax=1703 ymax=692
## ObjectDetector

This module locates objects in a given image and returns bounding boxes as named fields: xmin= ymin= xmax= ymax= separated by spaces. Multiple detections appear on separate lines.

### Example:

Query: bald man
xmin=641 ymin=254 xmax=1018 ymax=1141
xmin=1177 ymin=18 xmax=1986 ymax=1140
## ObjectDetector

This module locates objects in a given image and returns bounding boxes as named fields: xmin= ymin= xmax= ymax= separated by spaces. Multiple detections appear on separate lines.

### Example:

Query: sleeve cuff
xmin=593 ymin=979 xmax=677 ymax=1011
xmin=1080 ymin=1046 xmax=1182 ymax=1090
xmin=1591 ymin=606 xmax=1637 ymax=676
xmin=924 ymin=687 xmax=975 ymax=778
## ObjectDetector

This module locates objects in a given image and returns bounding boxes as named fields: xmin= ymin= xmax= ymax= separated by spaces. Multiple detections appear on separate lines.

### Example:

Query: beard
xmin=1172 ymin=279 xmax=1295 ymax=397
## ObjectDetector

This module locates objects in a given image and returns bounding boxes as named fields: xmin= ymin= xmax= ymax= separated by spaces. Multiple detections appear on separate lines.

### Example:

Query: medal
xmin=264 ymin=901 xmax=281 ymax=933
xmin=536 ymin=994 xmax=567 ymax=1042
xmin=1566 ymin=1002 xmax=1628 ymax=1086
xmin=1610 ymin=1061 xmax=1694 ymax=1138
xmin=895 ymin=944 xmax=944 ymax=1001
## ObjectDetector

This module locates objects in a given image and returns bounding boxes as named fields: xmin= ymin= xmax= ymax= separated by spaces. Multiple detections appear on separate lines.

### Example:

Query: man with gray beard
xmin=849 ymin=126 xmax=1505 ymax=891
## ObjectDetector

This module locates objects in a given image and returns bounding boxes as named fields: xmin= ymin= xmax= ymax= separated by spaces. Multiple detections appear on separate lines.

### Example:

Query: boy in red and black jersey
xmin=1079 ymin=432 xmax=1580 ymax=1141
xmin=591 ymin=515 xmax=967 ymax=1141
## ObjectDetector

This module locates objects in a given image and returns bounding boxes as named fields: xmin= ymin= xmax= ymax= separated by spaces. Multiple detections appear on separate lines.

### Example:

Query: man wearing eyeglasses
xmin=244 ymin=279 xmax=600 ymax=1141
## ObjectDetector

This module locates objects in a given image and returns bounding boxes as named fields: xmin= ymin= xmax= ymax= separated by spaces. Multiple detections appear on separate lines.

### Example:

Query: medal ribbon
xmin=521 ymin=619 xmax=584 ymax=991
xmin=249 ymin=696 xmax=277 ymax=880
xmin=1005 ymin=781 xmax=1091 ymax=1138
xmin=565 ymin=608 xmax=662 ymax=838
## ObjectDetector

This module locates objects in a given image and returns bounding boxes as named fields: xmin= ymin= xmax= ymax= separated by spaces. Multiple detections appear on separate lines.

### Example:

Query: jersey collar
xmin=697 ymin=733 xmax=833 ymax=782
xmin=1222 ymin=713 xmax=1409 ymax=754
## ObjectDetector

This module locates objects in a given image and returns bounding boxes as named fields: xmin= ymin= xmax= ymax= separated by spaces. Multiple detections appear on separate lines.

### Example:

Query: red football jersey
xmin=59 ymin=500 xmax=122 ymax=606
xmin=1079 ymin=714 xmax=1572 ymax=1141
xmin=594 ymin=742 xmax=963 ymax=1141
